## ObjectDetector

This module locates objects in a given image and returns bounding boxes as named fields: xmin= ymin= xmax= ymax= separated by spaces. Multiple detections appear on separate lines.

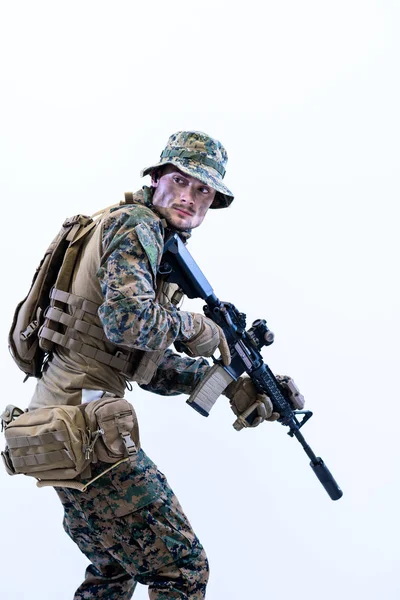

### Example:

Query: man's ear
xmin=151 ymin=168 xmax=160 ymax=188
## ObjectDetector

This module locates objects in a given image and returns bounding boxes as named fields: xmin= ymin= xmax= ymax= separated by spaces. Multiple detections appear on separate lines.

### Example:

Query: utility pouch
xmin=82 ymin=397 xmax=140 ymax=465
xmin=2 ymin=405 xmax=91 ymax=480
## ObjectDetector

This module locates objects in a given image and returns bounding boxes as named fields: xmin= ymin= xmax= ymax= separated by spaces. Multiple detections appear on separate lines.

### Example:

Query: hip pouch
xmin=82 ymin=396 xmax=140 ymax=464
xmin=1 ymin=405 xmax=91 ymax=480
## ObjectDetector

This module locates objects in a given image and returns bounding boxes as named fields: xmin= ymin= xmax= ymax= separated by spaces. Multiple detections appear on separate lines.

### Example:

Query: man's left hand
xmin=224 ymin=376 xmax=280 ymax=431
xmin=276 ymin=375 xmax=305 ymax=410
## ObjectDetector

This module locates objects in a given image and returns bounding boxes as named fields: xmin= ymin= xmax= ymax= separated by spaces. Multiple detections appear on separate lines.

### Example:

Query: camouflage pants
xmin=56 ymin=449 xmax=209 ymax=599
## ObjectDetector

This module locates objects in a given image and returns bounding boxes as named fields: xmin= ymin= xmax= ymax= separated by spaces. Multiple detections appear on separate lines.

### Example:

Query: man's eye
xmin=199 ymin=187 xmax=210 ymax=194
xmin=174 ymin=176 xmax=185 ymax=184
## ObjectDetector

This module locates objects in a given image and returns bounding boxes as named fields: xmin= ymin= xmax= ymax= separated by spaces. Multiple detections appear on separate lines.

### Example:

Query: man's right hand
xmin=181 ymin=314 xmax=231 ymax=366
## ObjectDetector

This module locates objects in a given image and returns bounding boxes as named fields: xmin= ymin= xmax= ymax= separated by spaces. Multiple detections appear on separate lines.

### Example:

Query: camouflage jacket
xmin=98 ymin=187 xmax=210 ymax=396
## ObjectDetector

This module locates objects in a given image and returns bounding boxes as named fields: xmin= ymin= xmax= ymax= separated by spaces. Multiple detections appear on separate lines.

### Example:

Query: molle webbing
xmin=11 ymin=449 xmax=73 ymax=469
xmin=50 ymin=288 xmax=100 ymax=316
xmin=43 ymin=306 xmax=107 ymax=342
xmin=37 ymin=216 xmax=101 ymax=356
xmin=40 ymin=327 xmax=129 ymax=371
xmin=6 ymin=429 xmax=70 ymax=448
xmin=39 ymin=288 xmax=132 ymax=372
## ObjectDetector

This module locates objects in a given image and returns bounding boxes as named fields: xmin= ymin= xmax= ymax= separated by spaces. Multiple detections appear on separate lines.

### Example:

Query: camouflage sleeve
xmin=139 ymin=350 xmax=211 ymax=396
xmin=96 ymin=206 xmax=196 ymax=351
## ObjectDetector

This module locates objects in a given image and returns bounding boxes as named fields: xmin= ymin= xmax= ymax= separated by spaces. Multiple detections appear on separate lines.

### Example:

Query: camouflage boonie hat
xmin=141 ymin=131 xmax=234 ymax=209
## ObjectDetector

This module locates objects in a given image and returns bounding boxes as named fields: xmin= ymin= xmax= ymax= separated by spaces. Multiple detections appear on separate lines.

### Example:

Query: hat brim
xmin=141 ymin=157 xmax=234 ymax=209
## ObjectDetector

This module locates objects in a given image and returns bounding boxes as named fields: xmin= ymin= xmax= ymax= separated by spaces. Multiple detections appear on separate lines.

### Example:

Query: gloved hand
xmin=181 ymin=313 xmax=231 ymax=366
xmin=224 ymin=376 xmax=280 ymax=431
xmin=276 ymin=375 xmax=305 ymax=410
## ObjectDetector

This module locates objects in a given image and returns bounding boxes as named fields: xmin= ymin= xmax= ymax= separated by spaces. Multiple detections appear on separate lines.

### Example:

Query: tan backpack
xmin=8 ymin=196 xmax=143 ymax=382
xmin=8 ymin=214 xmax=97 ymax=379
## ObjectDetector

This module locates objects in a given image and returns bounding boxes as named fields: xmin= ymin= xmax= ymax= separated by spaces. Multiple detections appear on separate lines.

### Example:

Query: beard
xmin=164 ymin=214 xmax=192 ymax=232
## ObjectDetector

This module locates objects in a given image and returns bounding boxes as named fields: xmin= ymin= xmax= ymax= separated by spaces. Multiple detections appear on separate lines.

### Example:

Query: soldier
xmin=29 ymin=131 xmax=279 ymax=599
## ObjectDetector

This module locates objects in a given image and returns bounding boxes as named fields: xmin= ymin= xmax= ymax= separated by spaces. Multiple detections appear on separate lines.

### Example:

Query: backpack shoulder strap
xmin=90 ymin=192 xmax=137 ymax=219
xmin=55 ymin=205 xmax=113 ymax=293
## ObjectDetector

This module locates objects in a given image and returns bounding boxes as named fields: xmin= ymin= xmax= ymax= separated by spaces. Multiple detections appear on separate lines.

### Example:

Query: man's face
xmin=151 ymin=165 xmax=217 ymax=230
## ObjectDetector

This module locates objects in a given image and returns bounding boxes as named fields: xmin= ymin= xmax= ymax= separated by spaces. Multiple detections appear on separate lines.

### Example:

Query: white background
xmin=0 ymin=1 xmax=399 ymax=598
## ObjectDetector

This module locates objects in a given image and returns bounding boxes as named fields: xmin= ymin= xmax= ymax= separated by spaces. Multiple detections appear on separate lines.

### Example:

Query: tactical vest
xmin=29 ymin=194 xmax=181 ymax=411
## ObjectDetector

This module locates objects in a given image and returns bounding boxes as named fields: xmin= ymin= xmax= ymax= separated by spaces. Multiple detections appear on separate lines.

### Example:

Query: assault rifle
xmin=159 ymin=233 xmax=343 ymax=501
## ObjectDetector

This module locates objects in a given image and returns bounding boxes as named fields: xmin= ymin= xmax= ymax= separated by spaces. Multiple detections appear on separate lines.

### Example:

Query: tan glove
xmin=276 ymin=375 xmax=305 ymax=409
xmin=224 ymin=376 xmax=280 ymax=431
xmin=182 ymin=314 xmax=231 ymax=366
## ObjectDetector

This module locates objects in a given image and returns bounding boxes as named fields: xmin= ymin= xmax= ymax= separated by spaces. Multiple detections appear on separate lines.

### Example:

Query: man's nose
xmin=181 ymin=185 xmax=195 ymax=204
